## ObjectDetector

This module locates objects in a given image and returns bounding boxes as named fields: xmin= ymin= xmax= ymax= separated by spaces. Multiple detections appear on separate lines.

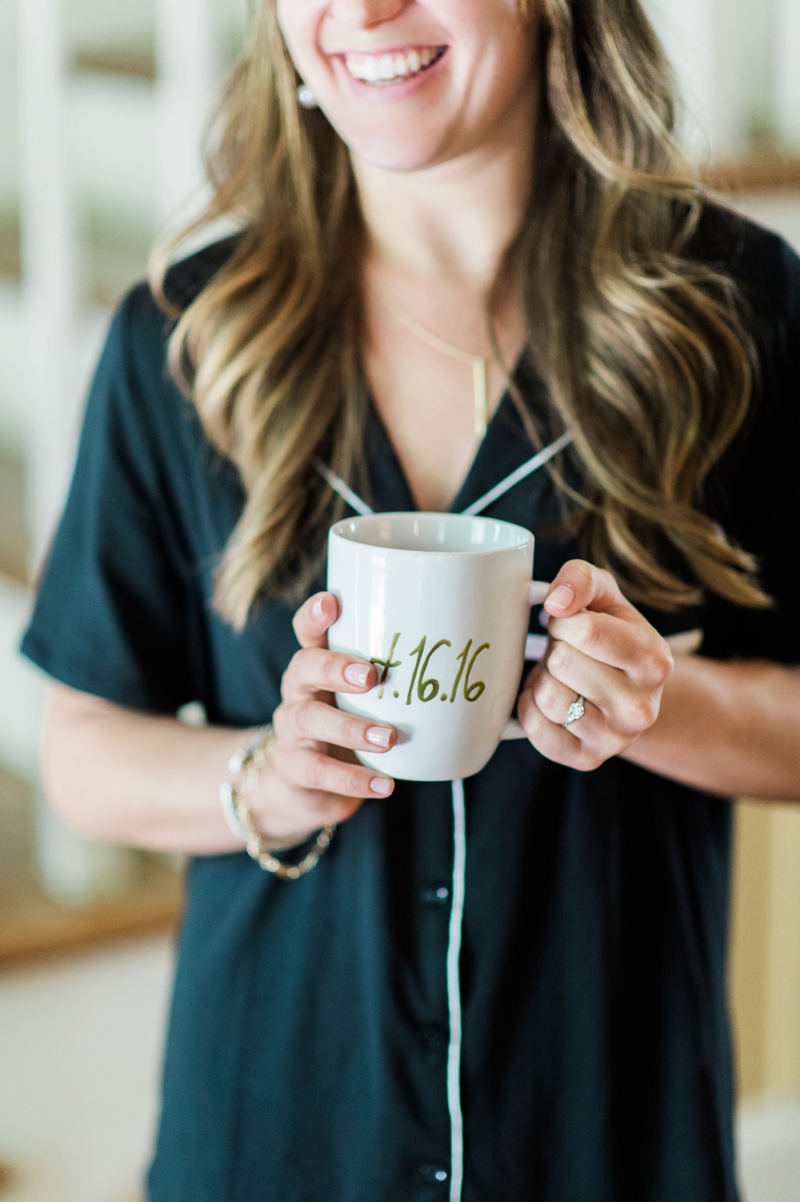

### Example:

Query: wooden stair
xmin=71 ymin=47 xmax=156 ymax=81
xmin=0 ymin=449 xmax=28 ymax=585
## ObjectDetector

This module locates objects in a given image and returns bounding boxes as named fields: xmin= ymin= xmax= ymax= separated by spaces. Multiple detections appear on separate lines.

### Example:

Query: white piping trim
xmin=313 ymin=457 xmax=374 ymax=516
xmin=314 ymin=433 xmax=572 ymax=522
xmin=446 ymin=779 xmax=467 ymax=1202
xmin=460 ymin=431 xmax=574 ymax=516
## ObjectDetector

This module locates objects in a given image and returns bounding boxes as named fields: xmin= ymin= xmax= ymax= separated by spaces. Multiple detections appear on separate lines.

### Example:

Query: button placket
xmin=415 ymin=875 xmax=455 ymax=1193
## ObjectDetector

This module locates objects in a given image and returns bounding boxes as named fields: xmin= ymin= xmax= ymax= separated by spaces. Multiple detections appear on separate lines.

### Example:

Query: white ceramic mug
xmin=326 ymin=512 xmax=549 ymax=781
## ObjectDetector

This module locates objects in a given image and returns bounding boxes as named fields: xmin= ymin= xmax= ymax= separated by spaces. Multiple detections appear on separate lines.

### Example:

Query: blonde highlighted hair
xmin=152 ymin=0 xmax=768 ymax=629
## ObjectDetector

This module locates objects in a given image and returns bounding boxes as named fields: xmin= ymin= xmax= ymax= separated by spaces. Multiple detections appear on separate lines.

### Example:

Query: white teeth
xmin=344 ymin=46 xmax=443 ymax=85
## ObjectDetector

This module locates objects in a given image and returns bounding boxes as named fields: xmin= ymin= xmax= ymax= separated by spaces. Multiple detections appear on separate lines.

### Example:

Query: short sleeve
xmin=700 ymin=235 xmax=800 ymax=665
xmin=20 ymin=286 xmax=198 ymax=711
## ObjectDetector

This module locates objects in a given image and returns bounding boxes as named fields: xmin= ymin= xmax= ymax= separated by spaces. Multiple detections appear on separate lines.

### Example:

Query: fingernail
xmin=370 ymin=776 xmax=393 ymax=796
xmin=548 ymin=585 xmax=575 ymax=611
xmin=365 ymin=725 xmax=393 ymax=749
xmin=344 ymin=663 xmax=370 ymax=688
xmin=312 ymin=596 xmax=326 ymax=620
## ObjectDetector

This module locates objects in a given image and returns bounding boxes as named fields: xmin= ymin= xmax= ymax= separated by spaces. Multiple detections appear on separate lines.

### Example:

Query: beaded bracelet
xmin=220 ymin=725 xmax=337 ymax=881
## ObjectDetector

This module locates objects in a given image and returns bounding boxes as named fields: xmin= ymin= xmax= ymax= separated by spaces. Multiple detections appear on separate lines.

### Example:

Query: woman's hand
xmin=517 ymin=561 xmax=674 ymax=771
xmin=251 ymin=592 xmax=396 ymax=839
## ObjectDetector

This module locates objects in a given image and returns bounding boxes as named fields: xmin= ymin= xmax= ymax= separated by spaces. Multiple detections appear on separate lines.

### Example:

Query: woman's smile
xmin=342 ymin=44 xmax=447 ymax=85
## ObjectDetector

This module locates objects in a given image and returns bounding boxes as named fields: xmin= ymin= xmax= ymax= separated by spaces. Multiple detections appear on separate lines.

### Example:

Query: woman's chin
xmin=347 ymin=136 xmax=454 ymax=175
xmin=334 ymin=117 xmax=476 ymax=176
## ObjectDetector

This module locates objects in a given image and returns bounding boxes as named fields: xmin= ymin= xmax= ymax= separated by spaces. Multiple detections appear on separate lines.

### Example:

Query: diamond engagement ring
xmin=563 ymin=696 xmax=586 ymax=728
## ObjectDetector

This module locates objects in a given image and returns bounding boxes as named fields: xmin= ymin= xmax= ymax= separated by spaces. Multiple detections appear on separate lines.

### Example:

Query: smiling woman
xmin=17 ymin=0 xmax=800 ymax=1199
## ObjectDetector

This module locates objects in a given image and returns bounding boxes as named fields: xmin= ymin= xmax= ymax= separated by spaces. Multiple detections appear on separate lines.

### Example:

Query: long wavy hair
xmin=152 ymin=0 xmax=769 ymax=629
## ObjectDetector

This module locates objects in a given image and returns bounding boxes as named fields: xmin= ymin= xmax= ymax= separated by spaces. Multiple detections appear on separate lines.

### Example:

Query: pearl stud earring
xmin=297 ymin=84 xmax=318 ymax=109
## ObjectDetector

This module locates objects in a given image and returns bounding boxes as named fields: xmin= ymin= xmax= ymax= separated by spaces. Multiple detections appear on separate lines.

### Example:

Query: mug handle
xmin=528 ymin=580 xmax=551 ymax=606
xmin=502 ymin=580 xmax=553 ymax=741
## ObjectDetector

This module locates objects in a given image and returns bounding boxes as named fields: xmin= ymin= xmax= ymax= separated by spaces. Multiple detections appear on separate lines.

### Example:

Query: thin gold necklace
xmin=370 ymin=281 xmax=489 ymax=438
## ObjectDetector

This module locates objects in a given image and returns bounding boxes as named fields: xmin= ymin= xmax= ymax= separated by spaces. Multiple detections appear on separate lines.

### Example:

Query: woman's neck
xmin=352 ymin=87 xmax=537 ymax=295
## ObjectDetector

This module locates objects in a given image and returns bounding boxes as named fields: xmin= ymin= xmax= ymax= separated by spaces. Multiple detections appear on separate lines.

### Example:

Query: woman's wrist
xmin=623 ymin=655 xmax=800 ymax=799
xmin=221 ymin=724 xmax=337 ymax=879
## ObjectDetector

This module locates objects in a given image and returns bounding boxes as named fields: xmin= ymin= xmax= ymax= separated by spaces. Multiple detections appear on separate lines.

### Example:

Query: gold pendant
xmin=472 ymin=357 xmax=488 ymax=438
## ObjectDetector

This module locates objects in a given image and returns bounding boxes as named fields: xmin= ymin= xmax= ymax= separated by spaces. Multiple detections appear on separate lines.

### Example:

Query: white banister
xmin=644 ymin=0 xmax=762 ymax=160
xmin=17 ymin=0 xmax=81 ymax=570
xmin=155 ymin=0 xmax=223 ymax=231
xmin=16 ymin=0 xmax=140 ymax=902
xmin=776 ymin=0 xmax=800 ymax=149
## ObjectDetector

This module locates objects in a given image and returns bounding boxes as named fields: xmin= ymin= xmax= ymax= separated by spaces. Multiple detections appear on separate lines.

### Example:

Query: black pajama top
xmin=21 ymin=209 xmax=800 ymax=1202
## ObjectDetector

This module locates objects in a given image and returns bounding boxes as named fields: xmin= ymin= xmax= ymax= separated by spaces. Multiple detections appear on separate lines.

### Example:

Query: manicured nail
xmin=548 ymin=585 xmax=575 ymax=611
xmin=312 ymin=596 xmax=326 ymax=620
xmin=365 ymin=725 xmax=393 ymax=749
xmin=344 ymin=663 xmax=370 ymax=688
xmin=370 ymin=776 xmax=393 ymax=796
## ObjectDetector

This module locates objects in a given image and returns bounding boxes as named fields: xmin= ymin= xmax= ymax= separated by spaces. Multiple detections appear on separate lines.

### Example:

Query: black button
xmin=419 ymin=881 xmax=450 ymax=906
xmin=419 ymin=1162 xmax=449 ymax=1184
xmin=418 ymin=1023 xmax=448 ymax=1052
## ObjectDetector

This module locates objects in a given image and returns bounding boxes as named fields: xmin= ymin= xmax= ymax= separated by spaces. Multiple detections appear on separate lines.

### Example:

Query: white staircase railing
xmin=777 ymin=0 xmax=800 ymax=149
xmin=7 ymin=0 xmax=234 ymax=901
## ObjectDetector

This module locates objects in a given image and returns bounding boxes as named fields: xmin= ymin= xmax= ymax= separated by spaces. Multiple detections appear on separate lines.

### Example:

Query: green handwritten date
xmin=370 ymin=633 xmax=490 ymax=705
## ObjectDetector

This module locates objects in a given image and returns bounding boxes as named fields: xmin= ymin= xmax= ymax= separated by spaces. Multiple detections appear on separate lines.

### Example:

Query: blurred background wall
xmin=0 ymin=2 xmax=799 ymax=1200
